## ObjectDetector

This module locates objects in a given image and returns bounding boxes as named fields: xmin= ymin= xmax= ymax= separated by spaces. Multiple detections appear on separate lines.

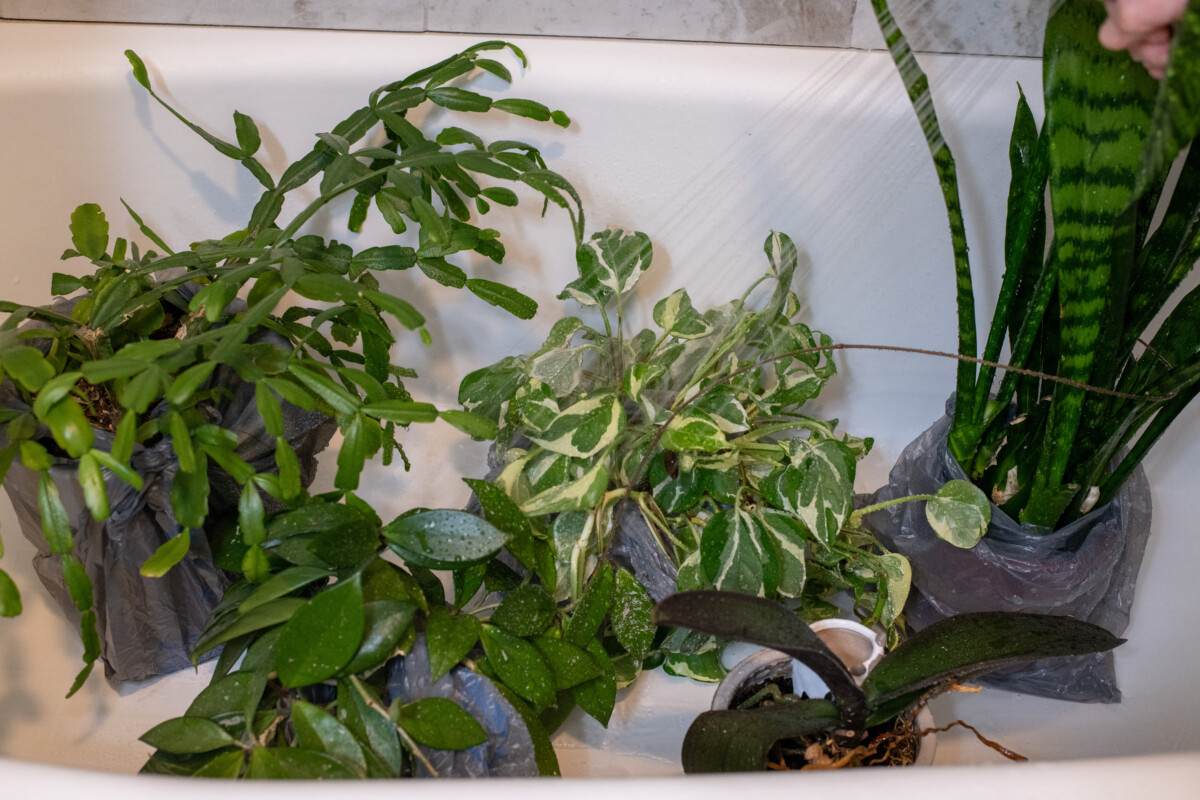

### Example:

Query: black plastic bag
xmin=1 ymin=292 xmax=335 ymax=683
xmin=863 ymin=405 xmax=1152 ymax=703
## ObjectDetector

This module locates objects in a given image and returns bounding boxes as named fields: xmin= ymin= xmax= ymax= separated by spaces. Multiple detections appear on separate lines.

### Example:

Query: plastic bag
xmin=387 ymin=635 xmax=539 ymax=777
xmin=863 ymin=404 xmax=1152 ymax=703
xmin=1 ymin=292 xmax=335 ymax=683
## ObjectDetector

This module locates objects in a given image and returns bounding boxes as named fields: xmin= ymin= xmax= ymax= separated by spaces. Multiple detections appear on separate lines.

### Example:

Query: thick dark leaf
xmin=491 ymin=584 xmax=556 ymax=637
xmin=140 ymin=716 xmax=237 ymax=754
xmin=562 ymin=562 xmax=614 ymax=646
xmin=653 ymin=591 xmax=864 ymax=727
xmin=861 ymin=611 xmax=1125 ymax=709
xmin=341 ymin=600 xmax=417 ymax=675
xmin=247 ymin=747 xmax=356 ymax=780
xmin=479 ymin=624 xmax=556 ymax=710
xmin=291 ymin=699 xmax=368 ymax=776
xmin=681 ymin=701 xmax=840 ymax=773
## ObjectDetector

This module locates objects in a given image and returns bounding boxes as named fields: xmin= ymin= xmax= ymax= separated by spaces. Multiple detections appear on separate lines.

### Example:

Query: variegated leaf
xmin=762 ymin=438 xmax=855 ymax=546
xmin=528 ymin=391 xmax=625 ymax=458
xmin=758 ymin=510 xmax=808 ymax=598
xmin=877 ymin=552 xmax=912 ymax=628
xmin=661 ymin=409 xmax=727 ymax=452
xmin=653 ymin=287 xmax=713 ymax=339
xmin=578 ymin=228 xmax=653 ymax=298
xmin=625 ymin=363 xmax=666 ymax=403
xmin=520 ymin=459 xmax=609 ymax=515
xmin=699 ymin=508 xmax=767 ymax=597
xmin=529 ymin=347 xmax=587 ymax=396
xmin=759 ymin=362 xmax=824 ymax=411
xmin=925 ymin=479 xmax=990 ymax=548
xmin=693 ymin=384 xmax=749 ymax=434
xmin=513 ymin=380 xmax=560 ymax=433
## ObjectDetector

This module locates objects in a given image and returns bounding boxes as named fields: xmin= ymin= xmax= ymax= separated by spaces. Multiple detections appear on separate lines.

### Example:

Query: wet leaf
xmin=394 ymin=697 xmax=488 ymax=750
xmin=275 ymin=574 xmax=365 ymax=687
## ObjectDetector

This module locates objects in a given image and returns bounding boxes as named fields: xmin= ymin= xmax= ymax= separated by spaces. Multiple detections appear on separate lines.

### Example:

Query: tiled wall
xmin=0 ymin=0 xmax=1052 ymax=56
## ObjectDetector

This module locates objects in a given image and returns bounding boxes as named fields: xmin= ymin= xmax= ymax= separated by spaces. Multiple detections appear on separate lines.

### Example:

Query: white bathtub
xmin=1 ymin=18 xmax=1197 ymax=795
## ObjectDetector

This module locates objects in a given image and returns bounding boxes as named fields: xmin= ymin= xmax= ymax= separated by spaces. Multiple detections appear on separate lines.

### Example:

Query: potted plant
xmin=860 ymin=0 xmax=1200 ymax=701
xmin=458 ymin=227 xmax=991 ymax=681
xmin=137 ymin=474 xmax=672 ymax=779
xmin=653 ymin=590 xmax=1125 ymax=772
xmin=0 ymin=41 xmax=583 ymax=692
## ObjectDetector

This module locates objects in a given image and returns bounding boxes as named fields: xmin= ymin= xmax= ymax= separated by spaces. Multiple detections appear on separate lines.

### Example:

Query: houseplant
xmin=653 ymin=590 xmax=1125 ymax=772
xmin=0 ymin=41 xmax=583 ymax=691
xmin=862 ymin=0 xmax=1200 ymax=700
xmin=459 ymin=227 xmax=991 ymax=681
xmin=137 ymin=479 xmax=664 ymax=779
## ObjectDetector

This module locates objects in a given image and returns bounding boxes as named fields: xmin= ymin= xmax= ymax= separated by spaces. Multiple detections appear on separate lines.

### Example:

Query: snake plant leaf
xmin=1133 ymin=0 xmax=1200 ymax=198
xmin=681 ymin=700 xmax=841 ymax=773
xmin=1022 ymin=0 xmax=1158 ymax=527
xmin=925 ymin=479 xmax=991 ymax=548
xmin=861 ymin=611 xmax=1125 ymax=710
xmin=654 ymin=591 xmax=865 ymax=727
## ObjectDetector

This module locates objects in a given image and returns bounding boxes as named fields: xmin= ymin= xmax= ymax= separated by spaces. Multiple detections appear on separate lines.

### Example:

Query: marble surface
xmin=0 ymin=0 xmax=1051 ymax=55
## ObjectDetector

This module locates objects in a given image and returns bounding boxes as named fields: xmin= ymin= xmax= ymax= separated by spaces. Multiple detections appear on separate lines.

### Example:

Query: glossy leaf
xmin=382 ymin=509 xmax=506 ymax=570
xmin=342 ymin=600 xmax=416 ymax=675
xmin=140 ymin=530 xmax=192 ymax=578
xmin=681 ymin=701 xmax=840 ymax=774
xmin=140 ymin=716 xmax=237 ymax=754
xmin=925 ymin=479 xmax=991 ymax=548
xmin=426 ymin=607 xmax=480 ymax=682
xmin=275 ymin=574 xmax=365 ymax=687
xmin=394 ymin=697 xmax=489 ymax=750
xmin=479 ymin=624 xmax=556 ymax=710
xmin=291 ymin=699 xmax=367 ymax=776
xmin=611 ymin=568 xmax=655 ymax=662
xmin=491 ymin=584 xmax=556 ymax=637
xmin=562 ymin=562 xmax=614 ymax=646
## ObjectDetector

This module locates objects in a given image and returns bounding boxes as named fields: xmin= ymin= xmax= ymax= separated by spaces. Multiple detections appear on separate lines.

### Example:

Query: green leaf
xmin=394 ymin=697 xmax=488 ymax=750
xmin=361 ymin=400 xmax=438 ymax=424
xmin=342 ymin=600 xmax=417 ymax=675
xmin=653 ymin=287 xmax=712 ymax=339
xmin=60 ymin=553 xmax=93 ymax=613
xmin=50 ymin=272 xmax=85 ymax=296
xmin=531 ymin=637 xmax=602 ymax=690
xmin=699 ymin=508 xmax=766 ymax=597
xmin=438 ymin=409 xmax=499 ymax=441
xmin=238 ymin=482 xmax=266 ymax=546
xmin=38 ymin=471 xmax=73 ymax=555
xmin=761 ymin=438 xmax=856 ymax=547
xmin=0 ymin=568 xmax=22 ymax=617
xmin=69 ymin=203 xmax=109 ymax=260
xmin=239 ymin=566 xmax=330 ymax=614
xmin=563 ymin=562 xmax=614 ymax=646
xmin=339 ymin=678 xmax=402 ymax=776
xmin=527 ymin=391 xmax=624 ymax=458
xmin=165 ymin=362 xmax=217 ymax=407
xmin=466 ymin=278 xmax=538 ymax=320
xmin=654 ymin=591 xmax=865 ymax=727
xmin=427 ymin=86 xmax=493 ymax=112
xmin=491 ymin=97 xmax=551 ymax=122
xmin=140 ymin=530 xmax=191 ymax=578
xmin=363 ymin=289 xmax=425 ymax=330
xmin=76 ymin=451 xmax=109 ymax=520
xmin=140 ymin=717 xmax=237 ymax=755
xmin=240 ymin=544 xmax=271 ymax=584
xmin=681 ymin=701 xmax=841 ymax=773
xmin=275 ymin=574 xmax=365 ymax=687
xmin=247 ymin=747 xmax=356 ymax=780
xmin=289 ymin=364 xmax=360 ymax=416
xmin=192 ymin=597 xmax=305 ymax=662
xmin=570 ymin=637 xmax=616 ymax=726
xmin=491 ymin=584 xmax=556 ymax=637
xmin=661 ymin=411 xmax=726 ymax=452
xmin=479 ymin=624 xmax=556 ymax=710
xmin=519 ymin=458 xmax=608 ymax=516
xmin=925 ymin=479 xmax=991 ymax=548
xmin=232 ymin=110 xmax=261 ymax=156
xmin=611 ymin=568 xmax=655 ymax=662
xmin=291 ymin=699 xmax=367 ymax=776
xmin=3 ymin=346 xmax=55 ymax=392
xmin=426 ymin=607 xmax=480 ymax=682
xmin=382 ymin=509 xmax=506 ymax=570
xmin=335 ymin=413 xmax=367 ymax=492
xmin=862 ymin=611 xmax=1125 ymax=710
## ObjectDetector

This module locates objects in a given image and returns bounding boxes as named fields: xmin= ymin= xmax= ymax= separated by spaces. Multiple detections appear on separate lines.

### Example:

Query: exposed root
xmin=918 ymin=720 xmax=1028 ymax=762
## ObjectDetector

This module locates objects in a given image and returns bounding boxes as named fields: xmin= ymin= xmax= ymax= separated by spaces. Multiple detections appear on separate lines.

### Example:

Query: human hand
xmin=1098 ymin=0 xmax=1188 ymax=79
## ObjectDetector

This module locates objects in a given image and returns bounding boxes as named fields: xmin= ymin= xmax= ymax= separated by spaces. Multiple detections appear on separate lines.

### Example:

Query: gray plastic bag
xmin=1 ymin=291 xmax=335 ymax=683
xmin=864 ymin=405 xmax=1152 ymax=703
xmin=387 ymin=635 xmax=539 ymax=777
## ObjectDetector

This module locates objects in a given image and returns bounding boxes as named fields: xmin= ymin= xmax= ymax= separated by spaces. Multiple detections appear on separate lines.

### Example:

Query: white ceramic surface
xmin=0 ymin=16 xmax=1197 ymax=795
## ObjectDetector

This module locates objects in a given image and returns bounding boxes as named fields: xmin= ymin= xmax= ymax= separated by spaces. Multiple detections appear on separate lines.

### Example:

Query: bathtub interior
xmin=0 ymin=18 xmax=1198 ymax=789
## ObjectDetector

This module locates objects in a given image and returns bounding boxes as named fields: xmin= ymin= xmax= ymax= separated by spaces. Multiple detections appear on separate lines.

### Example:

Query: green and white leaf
xmin=527 ymin=391 xmax=624 ymax=458
xmin=653 ymin=287 xmax=712 ymax=339
xmin=520 ymin=458 xmax=608 ymax=516
xmin=925 ymin=479 xmax=991 ymax=548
